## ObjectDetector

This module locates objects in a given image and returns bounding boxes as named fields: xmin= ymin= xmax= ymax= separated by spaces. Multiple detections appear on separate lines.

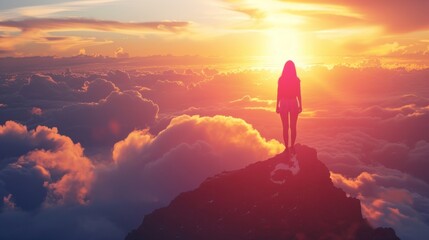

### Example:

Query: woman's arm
xmin=276 ymin=82 xmax=281 ymax=113
xmin=297 ymin=80 xmax=302 ymax=113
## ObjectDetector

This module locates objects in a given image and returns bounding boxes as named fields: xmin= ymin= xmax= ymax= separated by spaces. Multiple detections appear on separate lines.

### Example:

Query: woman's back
xmin=278 ymin=77 xmax=300 ymax=99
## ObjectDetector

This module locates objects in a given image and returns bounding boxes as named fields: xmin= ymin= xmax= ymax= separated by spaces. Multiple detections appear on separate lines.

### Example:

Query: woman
xmin=276 ymin=60 xmax=302 ymax=154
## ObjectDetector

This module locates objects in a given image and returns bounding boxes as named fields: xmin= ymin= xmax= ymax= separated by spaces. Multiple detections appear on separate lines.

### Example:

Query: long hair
xmin=279 ymin=60 xmax=298 ymax=84
xmin=278 ymin=60 xmax=299 ymax=98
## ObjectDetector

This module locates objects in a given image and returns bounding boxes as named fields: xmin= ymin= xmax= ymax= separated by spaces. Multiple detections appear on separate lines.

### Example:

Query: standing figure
xmin=276 ymin=60 xmax=302 ymax=154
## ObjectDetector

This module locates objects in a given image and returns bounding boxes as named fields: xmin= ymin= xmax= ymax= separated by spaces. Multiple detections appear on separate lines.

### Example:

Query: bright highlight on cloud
xmin=331 ymin=171 xmax=429 ymax=239
xmin=0 ymin=114 xmax=284 ymax=239
xmin=0 ymin=121 xmax=93 ymax=210
xmin=97 ymin=114 xmax=283 ymax=201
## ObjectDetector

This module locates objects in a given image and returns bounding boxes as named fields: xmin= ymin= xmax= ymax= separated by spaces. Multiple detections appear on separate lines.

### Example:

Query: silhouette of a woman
xmin=276 ymin=60 xmax=302 ymax=154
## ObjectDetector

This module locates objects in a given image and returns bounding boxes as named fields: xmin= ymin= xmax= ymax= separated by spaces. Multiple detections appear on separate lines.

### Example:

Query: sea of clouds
xmin=1 ymin=60 xmax=428 ymax=239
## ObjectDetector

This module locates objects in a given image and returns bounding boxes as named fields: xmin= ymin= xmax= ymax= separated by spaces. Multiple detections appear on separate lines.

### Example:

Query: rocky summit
xmin=126 ymin=144 xmax=400 ymax=240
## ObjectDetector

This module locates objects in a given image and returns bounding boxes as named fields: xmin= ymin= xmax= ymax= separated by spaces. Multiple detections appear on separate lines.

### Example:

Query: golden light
xmin=264 ymin=28 xmax=308 ymax=69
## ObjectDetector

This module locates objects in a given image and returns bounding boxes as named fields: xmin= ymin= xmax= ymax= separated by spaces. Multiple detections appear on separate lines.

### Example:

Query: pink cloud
xmin=0 ymin=121 xmax=94 ymax=207
xmin=0 ymin=18 xmax=190 ymax=55
xmin=31 ymin=107 xmax=42 ymax=115
xmin=0 ymin=18 xmax=190 ymax=33
xmin=330 ymin=169 xmax=429 ymax=240
xmin=94 ymin=115 xmax=282 ymax=202
xmin=278 ymin=0 xmax=429 ymax=33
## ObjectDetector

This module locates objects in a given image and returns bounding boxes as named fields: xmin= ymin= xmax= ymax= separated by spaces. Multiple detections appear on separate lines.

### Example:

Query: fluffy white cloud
xmin=93 ymin=114 xmax=282 ymax=202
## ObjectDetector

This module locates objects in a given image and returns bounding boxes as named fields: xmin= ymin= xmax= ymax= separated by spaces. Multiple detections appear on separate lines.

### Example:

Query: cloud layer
xmin=0 ymin=114 xmax=282 ymax=239
xmin=0 ymin=62 xmax=428 ymax=239
xmin=0 ymin=17 xmax=189 ymax=55
xmin=0 ymin=18 xmax=189 ymax=33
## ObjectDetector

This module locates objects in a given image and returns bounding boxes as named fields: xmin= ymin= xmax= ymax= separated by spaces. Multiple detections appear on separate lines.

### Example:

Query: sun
xmin=265 ymin=29 xmax=307 ymax=69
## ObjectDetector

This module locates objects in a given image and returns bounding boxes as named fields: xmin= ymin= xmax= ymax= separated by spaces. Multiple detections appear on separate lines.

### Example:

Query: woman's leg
xmin=290 ymin=111 xmax=299 ymax=147
xmin=280 ymin=112 xmax=289 ymax=149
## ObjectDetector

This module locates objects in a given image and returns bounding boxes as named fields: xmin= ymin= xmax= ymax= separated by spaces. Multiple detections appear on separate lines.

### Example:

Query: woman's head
xmin=281 ymin=60 xmax=297 ymax=81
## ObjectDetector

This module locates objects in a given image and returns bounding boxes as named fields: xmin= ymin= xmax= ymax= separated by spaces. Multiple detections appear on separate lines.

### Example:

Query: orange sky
xmin=0 ymin=0 xmax=428 ymax=68
xmin=1 ymin=3 xmax=429 ymax=238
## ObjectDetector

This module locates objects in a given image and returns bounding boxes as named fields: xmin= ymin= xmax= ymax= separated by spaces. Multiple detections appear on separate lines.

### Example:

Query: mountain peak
xmin=126 ymin=144 xmax=400 ymax=240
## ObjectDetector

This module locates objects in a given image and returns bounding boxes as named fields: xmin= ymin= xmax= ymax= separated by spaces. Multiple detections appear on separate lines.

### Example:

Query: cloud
xmin=331 ymin=170 xmax=429 ymax=240
xmin=0 ymin=115 xmax=283 ymax=240
xmin=0 ymin=74 xmax=28 ymax=95
xmin=0 ymin=0 xmax=119 ymax=19
xmin=31 ymin=107 xmax=42 ymax=115
xmin=4 ymin=53 xmax=429 ymax=240
xmin=396 ymin=141 xmax=429 ymax=183
xmin=19 ymin=74 xmax=120 ymax=102
xmin=0 ymin=165 xmax=49 ymax=211
xmin=106 ymin=70 xmax=133 ymax=90
xmin=93 ymin=114 xmax=282 ymax=202
xmin=284 ymin=10 xmax=366 ymax=31
xmin=44 ymin=90 xmax=158 ymax=148
xmin=229 ymin=95 xmax=275 ymax=111
xmin=78 ymin=48 xmax=86 ymax=55
xmin=114 ymin=47 xmax=129 ymax=58
xmin=137 ymin=68 xmax=207 ymax=87
xmin=0 ymin=17 xmax=189 ymax=55
xmin=223 ymin=0 xmax=267 ymax=20
xmin=20 ymin=74 xmax=76 ymax=101
xmin=4 ymin=65 xmax=429 ymax=152
xmin=82 ymin=78 xmax=119 ymax=102
xmin=0 ymin=29 xmax=112 ymax=55
xmin=135 ymin=68 xmax=223 ymax=110
xmin=186 ymin=69 xmax=277 ymax=106
xmin=139 ymin=79 xmax=188 ymax=111
xmin=218 ymin=0 xmax=429 ymax=63
xmin=305 ymin=127 xmax=429 ymax=184
xmin=221 ymin=0 xmax=368 ymax=31
xmin=278 ymin=0 xmax=429 ymax=33
xmin=0 ymin=18 xmax=190 ymax=34
xmin=296 ymin=121 xmax=429 ymax=239
xmin=250 ymin=2 xmax=367 ymax=31
xmin=0 ymin=204 xmax=126 ymax=240
xmin=0 ymin=60 xmax=429 ymax=239
xmin=0 ymin=121 xmax=93 ymax=210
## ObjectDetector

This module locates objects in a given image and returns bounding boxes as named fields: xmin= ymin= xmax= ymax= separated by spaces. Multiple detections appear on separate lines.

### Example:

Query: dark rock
xmin=126 ymin=144 xmax=400 ymax=240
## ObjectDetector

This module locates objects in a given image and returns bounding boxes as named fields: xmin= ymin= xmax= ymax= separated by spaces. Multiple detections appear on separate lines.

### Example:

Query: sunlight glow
xmin=266 ymin=28 xmax=307 ymax=69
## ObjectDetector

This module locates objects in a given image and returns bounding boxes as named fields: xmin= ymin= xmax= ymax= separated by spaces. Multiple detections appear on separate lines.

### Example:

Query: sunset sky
xmin=1 ymin=0 xmax=428 ymax=67
xmin=1 ymin=1 xmax=429 ymax=240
